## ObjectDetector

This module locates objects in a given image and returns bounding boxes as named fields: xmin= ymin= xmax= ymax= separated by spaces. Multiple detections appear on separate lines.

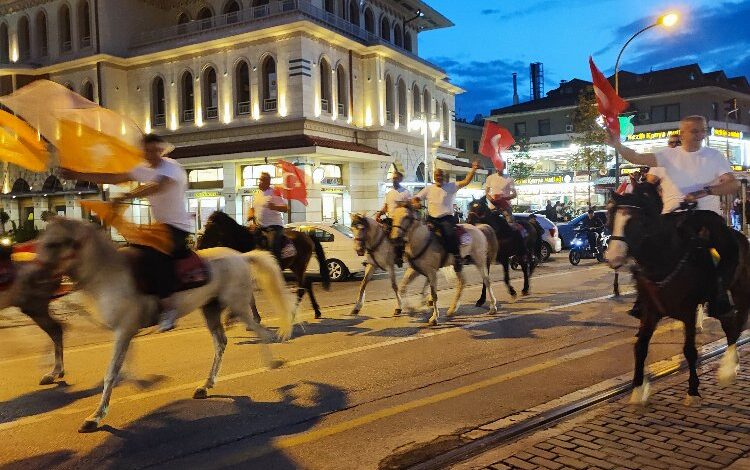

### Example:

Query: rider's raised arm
xmin=375 ymin=202 xmax=388 ymax=219
xmin=605 ymin=132 xmax=657 ymax=167
xmin=457 ymin=161 xmax=480 ymax=189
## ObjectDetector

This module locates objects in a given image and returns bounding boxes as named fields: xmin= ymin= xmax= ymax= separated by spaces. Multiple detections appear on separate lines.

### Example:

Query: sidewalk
xmin=456 ymin=347 xmax=750 ymax=470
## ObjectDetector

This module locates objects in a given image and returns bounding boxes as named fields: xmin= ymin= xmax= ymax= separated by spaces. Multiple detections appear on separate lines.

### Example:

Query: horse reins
xmin=355 ymin=219 xmax=388 ymax=271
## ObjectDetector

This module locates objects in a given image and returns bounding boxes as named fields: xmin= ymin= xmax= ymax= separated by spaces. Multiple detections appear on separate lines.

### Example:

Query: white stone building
xmin=0 ymin=0 xmax=469 ymax=231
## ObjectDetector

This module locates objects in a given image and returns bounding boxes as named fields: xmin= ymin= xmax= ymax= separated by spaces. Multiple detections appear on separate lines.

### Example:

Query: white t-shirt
xmin=253 ymin=188 xmax=286 ymax=227
xmin=654 ymin=146 xmax=732 ymax=215
xmin=129 ymin=157 xmax=192 ymax=232
xmin=415 ymin=182 xmax=458 ymax=218
xmin=385 ymin=186 xmax=412 ymax=215
xmin=485 ymin=173 xmax=515 ymax=209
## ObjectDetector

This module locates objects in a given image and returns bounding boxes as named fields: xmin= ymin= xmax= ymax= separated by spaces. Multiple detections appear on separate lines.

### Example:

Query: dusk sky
xmin=419 ymin=0 xmax=750 ymax=120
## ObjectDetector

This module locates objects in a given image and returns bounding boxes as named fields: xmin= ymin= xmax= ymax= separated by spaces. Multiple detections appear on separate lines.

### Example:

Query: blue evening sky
xmin=419 ymin=0 xmax=750 ymax=119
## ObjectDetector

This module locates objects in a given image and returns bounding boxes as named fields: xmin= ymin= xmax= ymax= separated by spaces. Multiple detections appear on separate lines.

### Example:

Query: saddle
xmin=255 ymin=229 xmax=296 ymax=259
xmin=126 ymin=248 xmax=210 ymax=296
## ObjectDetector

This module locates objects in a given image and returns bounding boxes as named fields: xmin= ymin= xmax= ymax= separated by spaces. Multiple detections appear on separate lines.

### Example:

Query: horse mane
xmin=199 ymin=211 xmax=255 ymax=251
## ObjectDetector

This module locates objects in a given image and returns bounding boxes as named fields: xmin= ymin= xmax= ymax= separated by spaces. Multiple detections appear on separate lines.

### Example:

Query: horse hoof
xmin=428 ymin=319 xmax=438 ymax=327
xmin=193 ymin=388 xmax=208 ymax=399
xmin=269 ymin=359 xmax=285 ymax=369
xmin=446 ymin=309 xmax=456 ymax=318
xmin=628 ymin=382 xmax=651 ymax=406
xmin=393 ymin=309 xmax=402 ymax=317
xmin=350 ymin=308 xmax=360 ymax=316
xmin=253 ymin=314 xmax=262 ymax=324
xmin=509 ymin=290 xmax=517 ymax=299
xmin=521 ymin=290 xmax=530 ymax=297
xmin=717 ymin=370 xmax=738 ymax=387
xmin=314 ymin=311 xmax=322 ymax=319
xmin=475 ymin=300 xmax=485 ymax=307
xmin=78 ymin=420 xmax=99 ymax=433
xmin=39 ymin=374 xmax=56 ymax=386
xmin=684 ymin=394 xmax=702 ymax=407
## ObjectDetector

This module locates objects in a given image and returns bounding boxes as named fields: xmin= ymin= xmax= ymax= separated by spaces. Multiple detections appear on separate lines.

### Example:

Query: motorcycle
xmin=568 ymin=228 xmax=608 ymax=265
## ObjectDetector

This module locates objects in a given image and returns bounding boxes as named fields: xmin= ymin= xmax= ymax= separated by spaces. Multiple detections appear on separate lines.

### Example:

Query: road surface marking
xmin=0 ymin=290 xmax=634 ymax=431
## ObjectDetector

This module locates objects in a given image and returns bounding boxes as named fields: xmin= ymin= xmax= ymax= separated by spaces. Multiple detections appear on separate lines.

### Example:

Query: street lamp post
xmin=410 ymin=114 xmax=441 ymax=184
xmin=613 ymin=12 xmax=678 ymax=185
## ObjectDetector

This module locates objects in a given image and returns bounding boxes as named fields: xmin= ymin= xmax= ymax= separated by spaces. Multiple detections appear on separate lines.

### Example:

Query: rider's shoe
xmin=158 ymin=309 xmax=179 ymax=332
xmin=395 ymin=256 xmax=404 ymax=268
xmin=453 ymin=256 xmax=463 ymax=273
xmin=707 ymin=283 xmax=736 ymax=319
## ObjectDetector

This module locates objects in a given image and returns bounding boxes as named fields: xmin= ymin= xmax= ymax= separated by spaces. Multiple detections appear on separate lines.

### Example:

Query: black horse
xmin=467 ymin=196 xmax=537 ymax=301
xmin=607 ymin=182 xmax=749 ymax=404
xmin=196 ymin=211 xmax=330 ymax=319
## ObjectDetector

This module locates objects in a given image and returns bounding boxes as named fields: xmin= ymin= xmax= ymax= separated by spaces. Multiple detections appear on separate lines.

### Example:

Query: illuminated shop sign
xmin=517 ymin=174 xmax=574 ymax=185
xmin=192 ymin=191 xmax=221 ymax=198
xmin=712 ymin=128 xmax=743 ymax=139
xmin=625 ymin=129 xmax=679 ymax=141
xmin=732 ymin=165 xmax=745 ymax=172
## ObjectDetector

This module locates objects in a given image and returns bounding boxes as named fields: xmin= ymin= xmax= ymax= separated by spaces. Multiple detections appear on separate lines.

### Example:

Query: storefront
xmin=515 ymin=173 xmax=602 ymax=211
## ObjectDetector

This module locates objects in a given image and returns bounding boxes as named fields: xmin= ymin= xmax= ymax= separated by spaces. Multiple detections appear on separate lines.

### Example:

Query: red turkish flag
xmin=479 ymin=121 xmax=515 ymax=171
xmin=274 ymin=160 xmax=308 ymax=206
xmin=589 ymin=56 xmax=628 ymax=137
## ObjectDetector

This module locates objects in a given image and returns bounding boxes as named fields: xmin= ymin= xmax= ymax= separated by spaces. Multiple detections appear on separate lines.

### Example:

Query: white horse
xmin=35 ymin=217 xmax=294 ymax=433
xmin=389 ymin=206 xmax=499 ymax=325
xmin=350 ymin=214 xmax=404 ymax=316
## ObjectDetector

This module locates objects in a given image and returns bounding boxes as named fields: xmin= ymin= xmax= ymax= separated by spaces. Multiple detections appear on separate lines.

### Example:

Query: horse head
xmin=197 ymin=211 xmax=254 ymax=252
xmin=350 ymin=213 xmax=368 ymax=256
xmin=389 ymin=203 xmax=414 ymax=244
xmin=36 ymin=217 xmax=102 ymax=278
xmin=466 ymin=196 xmax=488 ymax=224
xmin=605 ymin=181 xmax=662 ymax=269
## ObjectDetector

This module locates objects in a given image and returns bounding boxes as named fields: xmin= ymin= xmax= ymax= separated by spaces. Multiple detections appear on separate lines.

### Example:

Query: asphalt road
xmin=0 ymin=256 xmax=732 ymax=469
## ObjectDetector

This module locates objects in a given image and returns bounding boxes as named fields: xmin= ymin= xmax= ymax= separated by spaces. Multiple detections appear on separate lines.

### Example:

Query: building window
xmin=538 ymin=119 xmax=551 ymax=136
xmin=188 ymin=168 xmax=224 ymax=189
xmin=152 ymin=77 xmax=166 ymax=127
xmin=0 ymin=23 xmax=8 ymax=63
xmin=242 ymin=164 xmax=282 ymax=188
xmin=196 ymin=7 xmax=213 ymax=30
xmin=472 ymin=141 xmax=479 ymax=154
xmin=17 ymin=16 xmax=30 ymax=60
xmin=514 ymin=122 xmax=527 ymax=137
xmin=320 ymin=58 xmax=332 ymax=114
xmin=364 ymin=8 xmax=374 ymax=34
xmin=394 ymin=25 xmax=403 ymax=48
xmin=412 ymin=84 xmax=421 ymax=116
xmin=318 ymin=164 xmax=342 ymax=185
xmin=223 ymin=1 xmax=241 ymax=23
xmin=349 ymin=0 xmax=359 ymax=26
xmin=397 ymin=79 xmax=406 ymax=123
xmin=380 ymin=16 xmax=390 ymax=41
xmin=59 ymin=5 xmax=72 ymax=52
xmin=235 ymin=60 xmax=251 ymax=116
xmin=78 ymin=1 xmax=91 ymax=48
xmin=35 ymin=11 xmax=48 ymax=57
xmin=404 ymin=31 xmax=412 ymax=52
xmin=442 ymin=101 xmax=449 ymax=141
xmin=181 ymin=71 xmax=195 ymax=122
xmin=336 ymin=65 xmax=347 ymax=117
xmin=416 ymin=162 xmax=425 ymax=182
xmin=202 ymin=67 xmax=218 ymax=120
xmin=338 ymin=0 xmax=346 ymax=19
xmin=458 ymin=138 xmax=466 ymax=150
xmin=650 ymin=103 xmax=680 ymax=123
xmin=385 ymin=75 xmax=394 ymax=123
xmin=81 ymin=81 xmax=95 ymax=102
xmin=324 ymin=0 xmax=335 ymax=14
xmin=262 ymin=56 xmax=277 ymax=112
xmin=423 ymin=89 xmax=432 ymax=118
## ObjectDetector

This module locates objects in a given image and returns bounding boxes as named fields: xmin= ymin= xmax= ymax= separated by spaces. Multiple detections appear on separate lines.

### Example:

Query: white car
xmin=512 ymin=213 xmax=563 ymax=261
xmin=286 ymin=222 xmax=365 ymax=281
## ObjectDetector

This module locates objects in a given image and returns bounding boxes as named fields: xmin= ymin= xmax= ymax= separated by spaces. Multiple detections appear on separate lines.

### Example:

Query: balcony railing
xmin=386 ymin=110 xmax=393 ymax=123
xmin=61 ymin=40 xmax=72 ymax=52
xmin=153 ymin=114 xmax=166 ymax=127
xmin=398 ymin=113 xmax=405 ymax=123
xmin=80 ymin=36 xmax=91 ymax=48
xmin=320 ymin=98 xmax=330 ymax=113
xmin=237 ymin=101 xmax=251 ymax=115
xmin=130 ymin=0 xmax=443 ymax=73
xmin=183 ymin=109 xmax=195 ymax=122
xmin=263 ymin=98 xmax=277 ymax=112
xmin=205 ymin=106 xmax=218 ymax=120
xmin=338 ymin=103 xmax=345 ymax=116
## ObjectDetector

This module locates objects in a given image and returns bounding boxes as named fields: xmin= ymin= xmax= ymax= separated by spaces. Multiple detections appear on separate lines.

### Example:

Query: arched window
xmin=338 ymin=0 xmax=346 ymax=19
xmin=196 ymin=7 xmax=213 ymax=30
xmin=12 ymin=178 xmax=30 ymax=193
xmin=380 ymin=16 xmax=390 ymax=41
xmin=59 ymin=4 xmax=72 ymax=52
xmin=252 ymin=0 xmax=270 ymax=16
xmin=152 ymin=77 xmax=166 ymax=127
xmin=81 ymin=81 xmax=94 ymax=101
xmin=223 ymin=0 xmax=241 ymax=23
xmin=404 ymin=31 xmax=413 ymax=52
xmin=349 ymin=0 xmax=359 ymax=26
xmin=336 ymin=65 xmax=347 ymax=117
xmin=42 ymin=175 xmax=63 ymax=192
xmin=0 ymin=23 xmax=8 ymax=63
xmin=397 ymin=79 xmax=406 ymax=123
xmin=324 ymin=0 xmax=335 ymax=14
xmin=394 ymin=25 xmax=403 ymax=48
xmin=262 ymin=56 xmax=277 ymax=111
xmin=235 ymin=60 xmax=251 ymax=116
xmin=385 ymin=75 xmax=394 ymax=123
xmin=319 ymin=58 xmax=332 ymax=113
xmin=412 ymin=84 xmax=421 ymax=117
xmin=202 ymin=67 xmax=218 ymax=120
xmin=180 ymin=71 xmax=195 ymax=122
xmin=177 ymin=12 xmax=190 ymax=24
xmin=35 ymin=11 xmax=48 ymax=57
xmin=17 ymin=16 xmax=30 ymax=60
xmin=423 ymin=89 xmax=432 ymax=118
xmin=78 ymin=1 xmax=91 ymax=48
xmin=442 ymin=101 xmax=450 ymax=141
xmin=364 ymin=8 xmax=374 ymax=34
xmin=416 ymin=163 xmax=425 ymax=183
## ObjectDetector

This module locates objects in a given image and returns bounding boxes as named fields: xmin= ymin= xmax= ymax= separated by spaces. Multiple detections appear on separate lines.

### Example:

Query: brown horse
xmin=197 ymin=211 xmax=331 ymax=319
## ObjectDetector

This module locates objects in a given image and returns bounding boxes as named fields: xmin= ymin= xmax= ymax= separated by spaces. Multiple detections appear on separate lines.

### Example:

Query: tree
xmin=569 ymin=86 xmax=609 ymax=207
xmin=507 ymin=134 xmax=536 ymax=181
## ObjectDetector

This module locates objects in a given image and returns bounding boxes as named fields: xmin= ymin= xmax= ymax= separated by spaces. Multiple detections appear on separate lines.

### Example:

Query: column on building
xmin=222 ymin=162 xmax=239 ymax=221
xmin=347 ymin=161 xmax=383 ymax=217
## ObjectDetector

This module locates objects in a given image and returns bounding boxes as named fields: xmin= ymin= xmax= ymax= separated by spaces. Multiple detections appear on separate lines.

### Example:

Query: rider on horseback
xmin=485 ymin=168 xmax=517 ymax=221
xmin=60 ymin=133 xmax=192 ymax=332
xmin=412 ymin=162 xmax=479 ymax=273
xmin=376 ymin=170 xmax=411 ymax=267
xmin=247 ymin=172 xmax=288 ymax=263
xmin=608 ymin=115 xmax=740 ymax=319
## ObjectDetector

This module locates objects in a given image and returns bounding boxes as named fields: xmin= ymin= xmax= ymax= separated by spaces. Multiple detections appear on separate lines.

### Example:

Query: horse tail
xmin=242 ymin=250 xmax=295 ymax=341
xmin=312 ymin=236 xmax=331 ymax=290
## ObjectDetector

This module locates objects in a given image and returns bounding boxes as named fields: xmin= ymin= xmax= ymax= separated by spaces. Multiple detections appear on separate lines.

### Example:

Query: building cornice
xmin=0 ymin=0 xmax=52 ymax=15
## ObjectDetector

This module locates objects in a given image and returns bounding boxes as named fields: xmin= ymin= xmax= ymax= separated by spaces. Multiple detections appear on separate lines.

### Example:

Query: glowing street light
xmin=410 ymin=115 xmax=441 ymax=183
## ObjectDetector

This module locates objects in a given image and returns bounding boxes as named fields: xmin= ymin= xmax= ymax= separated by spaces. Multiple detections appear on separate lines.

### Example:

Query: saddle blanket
xmin=175 ymin=252 xmax=210 ymax=291
xmin=281 ymin=240 xmax=297 ymax=259
xmin=456 ymin=225 xmax=472 ymax=246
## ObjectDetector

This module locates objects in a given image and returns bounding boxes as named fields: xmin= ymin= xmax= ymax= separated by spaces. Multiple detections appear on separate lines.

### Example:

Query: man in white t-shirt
xmin=247 ymin=172 xmax=288 ymax=262
xmin=413 ymin=161 xmax=479 ymax=272
xmin=607 ymin=115 xmax=740 ymax=318
xmin=61 ymin=134 xmax=193 ymax=331
xmin=485 ymin=169 xmax=517 ymax=218
xmin=376 ymin=170 xmax=411 ymax=266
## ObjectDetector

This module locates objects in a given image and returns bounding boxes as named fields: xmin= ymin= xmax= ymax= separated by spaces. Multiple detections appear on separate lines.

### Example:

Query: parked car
xmin=286 ymin=222 xmax=364 ymax=281
xmin=556 ymin=210 xmax=610 ymax=249
xmin=512 ymin=213 xmax=562 ymax=261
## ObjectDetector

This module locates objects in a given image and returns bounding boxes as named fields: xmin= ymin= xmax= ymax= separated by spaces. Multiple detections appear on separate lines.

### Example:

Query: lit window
xmin=242 ymin=164 xmax=283 ymax=187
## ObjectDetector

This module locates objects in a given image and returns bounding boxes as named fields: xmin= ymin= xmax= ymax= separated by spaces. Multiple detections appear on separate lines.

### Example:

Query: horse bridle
xmin=354 ymin=218 xmax=386 ymax=253
xmin=608 ymin=204 xmax=643 ymax=246
xmin=392 ymin=212 xmax=416 ymax=239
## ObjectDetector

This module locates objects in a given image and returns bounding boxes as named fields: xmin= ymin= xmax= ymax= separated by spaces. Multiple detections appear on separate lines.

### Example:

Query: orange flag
xmin=80 ymin=200 xmax=173 ymax=255
xmin=0 ymin=110 xmax=49 ymax=171
xmin=56 ymin=119 xmax=144 ymax=173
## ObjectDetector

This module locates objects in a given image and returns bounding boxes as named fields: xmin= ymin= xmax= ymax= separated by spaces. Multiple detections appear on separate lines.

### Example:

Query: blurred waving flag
xmin=274 ymin=160 xmax=307 ymax=206
xmin=0 ymin=110 xmax=49 ymax=171
xmin=479 ymin=121 xmax=515 ymax=171
xmin=56 ymin=119 xmax=143 ymax=173
xmin=589 ymin=57 xmax=629 ymax=137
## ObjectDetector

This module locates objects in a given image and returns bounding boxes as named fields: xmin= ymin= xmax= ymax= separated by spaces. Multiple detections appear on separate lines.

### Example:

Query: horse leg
xmin=27 ymin=306 xmax=65 ymax=385
xmin=427 ymin=273 xmax=439 ymax=326
xmin=475 ymin=260 xmax=488 ymax=307
xmin=398 ymin=267 xmax=420 ymax=313
xmin=232 ymin=294 xmax=281 ymax=369
xmin=79 ymin=326 xmax=136 ymax=433
xmin=305 ymin=277 xmax=323 ymax=319
xmin=502 ymin=257 xmax=516 ymax=298
xmin=421 ymin=278 xmax=433 ymax=307
xmin=389 ymin=265 xmax=403 ymax=316
xmin=717 ymin=314 xmax=741 ymax=386
xmin=613 ymin=271 xmax=621 ymax=297
xmin=351 ymin=263 xmax=375 ymax=316
xmin=521 ymin=255 xmax=531 ymax=296
xmin=683 ymin=320 xmax=701 ymax=406
xmin=629 ymin=319 xmax=656 ymax=406
xmin=447 ymin=270 xmax=464 ymax=318
xmin=482 ymin=263 xmax=499 ymax=314
xmin=194 ymin=300 xmax=227 ymax=399
xmin=251 ymin=300 xmax=261 ymax=325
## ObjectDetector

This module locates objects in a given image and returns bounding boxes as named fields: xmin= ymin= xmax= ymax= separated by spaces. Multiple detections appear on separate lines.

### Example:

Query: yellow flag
xmin=80 ymin=200 xmax=173 ymax=255
xmin=56 ymin=119 xmax=144 ymax=174
xmin=0 ymin=110 xmax=49 ymax=171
